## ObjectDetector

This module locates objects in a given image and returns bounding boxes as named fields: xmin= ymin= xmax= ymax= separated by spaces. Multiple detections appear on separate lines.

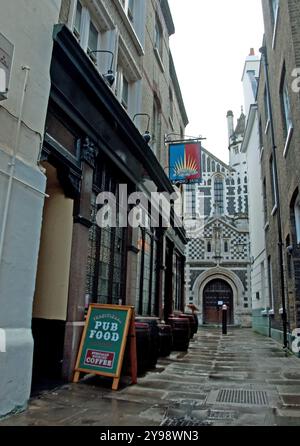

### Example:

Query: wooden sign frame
xmin=73 ymin=304 xmax=137 ymax=390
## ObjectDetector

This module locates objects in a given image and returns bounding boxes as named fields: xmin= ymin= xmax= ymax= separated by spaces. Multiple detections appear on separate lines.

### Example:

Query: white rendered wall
xmin=0 ymin=0 xmax=61 ymax=417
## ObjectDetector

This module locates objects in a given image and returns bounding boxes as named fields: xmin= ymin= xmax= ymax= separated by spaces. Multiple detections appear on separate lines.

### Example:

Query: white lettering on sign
xmin=89 ymin=320 xmax=120 ymax=342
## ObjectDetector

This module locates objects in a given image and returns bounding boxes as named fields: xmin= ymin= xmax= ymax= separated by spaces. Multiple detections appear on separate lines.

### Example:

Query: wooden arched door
xmin=203 ymin=279 xmax=233 ymax=324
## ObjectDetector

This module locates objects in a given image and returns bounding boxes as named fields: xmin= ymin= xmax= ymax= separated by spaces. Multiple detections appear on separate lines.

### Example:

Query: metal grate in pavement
xmin=216 ymin=389 xmax=268 ymax=406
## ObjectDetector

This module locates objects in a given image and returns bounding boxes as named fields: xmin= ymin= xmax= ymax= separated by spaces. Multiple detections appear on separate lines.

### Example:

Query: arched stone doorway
xmin=203 ymin=279 xmax=234 ymax=324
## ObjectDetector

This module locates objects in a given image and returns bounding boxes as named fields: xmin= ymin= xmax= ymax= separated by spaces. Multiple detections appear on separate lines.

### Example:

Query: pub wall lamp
xmin=88 ymin=50 xmax=115 ymax=87
xmin=133 ymin=113 xmax=151 ymax=144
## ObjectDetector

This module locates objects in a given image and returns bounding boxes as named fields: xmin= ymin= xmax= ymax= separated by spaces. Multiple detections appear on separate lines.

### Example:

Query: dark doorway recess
xmin=203 ymin=279 xmax=234 ymax=325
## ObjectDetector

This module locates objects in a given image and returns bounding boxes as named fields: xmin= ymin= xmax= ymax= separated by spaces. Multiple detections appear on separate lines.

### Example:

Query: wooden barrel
xmin=193 ymin=313 xmax=199 ymax=334
xmin=179 ymin=314 xmax=197 ymax=338
xmin=134 ymin=322 xmax=151 ymax=375
xmin=157 ymin=324 xmax=173 ymax=357
xmin=135 ymin=317 xmax=159 ymax=369
xmin=167 ymin=317 xmax=191 ymax=351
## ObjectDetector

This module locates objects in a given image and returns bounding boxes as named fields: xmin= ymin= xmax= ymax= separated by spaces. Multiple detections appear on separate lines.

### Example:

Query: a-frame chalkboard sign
xmin=73 ymin=304 xmax=137 ymax=390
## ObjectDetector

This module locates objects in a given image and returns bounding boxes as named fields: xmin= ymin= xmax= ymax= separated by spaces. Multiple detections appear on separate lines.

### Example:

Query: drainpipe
xmin=259 ymin=46 xmax=288 ymax=349
xmin=0 ymin=66 xmax=30 ymax=267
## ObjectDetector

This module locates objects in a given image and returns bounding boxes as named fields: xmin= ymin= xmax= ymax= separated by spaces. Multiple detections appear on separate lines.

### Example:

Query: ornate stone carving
xmin=81 ymin=137 xmax=98 ymax=169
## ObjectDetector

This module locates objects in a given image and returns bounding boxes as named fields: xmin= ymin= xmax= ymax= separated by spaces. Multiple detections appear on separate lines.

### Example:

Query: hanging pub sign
xmin=169 ymin=142 xmax=202 ymax=184
xmin=73 ymin=304 xmax=137 ymax=390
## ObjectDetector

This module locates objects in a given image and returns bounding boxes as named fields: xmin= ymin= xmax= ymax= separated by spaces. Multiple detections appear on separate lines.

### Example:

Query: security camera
xmin=286 ymin=245 xmax=294 ymax=255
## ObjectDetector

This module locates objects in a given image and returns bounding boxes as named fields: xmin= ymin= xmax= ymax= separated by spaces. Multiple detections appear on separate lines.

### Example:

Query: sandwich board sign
xmin=73 ymin=304 xmax=137 ymax=390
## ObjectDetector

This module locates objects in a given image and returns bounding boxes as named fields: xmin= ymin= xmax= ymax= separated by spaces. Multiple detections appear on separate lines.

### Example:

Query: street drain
xmin=216 ymin=389 xmax=268 ymax=406
xmin=160 ymin=417 xmax=211 ymax=427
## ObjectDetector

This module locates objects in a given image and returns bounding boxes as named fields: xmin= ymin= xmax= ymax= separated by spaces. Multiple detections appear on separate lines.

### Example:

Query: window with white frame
xmin=87 ymin=21 xmax=100 ymax=62
xmin=116 ymin=67 xmax=130 ymax=110
xmin=155 ymin=16 xmax=163 ymax=59
xmin=269 ymin=155 xmax=278 ymax=210
xmin=169 ymin=87 xmax=174 ymax=122
xmin=121 ymin=0 xmax=135 ymax=23
xmin=151 ymin=98 xmax=161 ymax=158
xmin=270 ymin=0 xmax=279 ymax=27
xmin=294 ymin=195 xmax=300 ymax=244
xmin=70 ymin=1 xmax=105 ymax=67
xmin=185 ymin=184 xmax=197 ymax=218
xmin=259 ymin=117 xmax=264 ymax=150
xmin=73 ymin=0 xmax=83 ymax=41
xmin=280 ymin=69 xmax=293 ymax=139
xmin=268 ymin=256 xmax=274 ymax=309
xmin=121 ymin=76 xmax=129 ymax=109
xmin=264 ymin=87 xmax=270 ymax=129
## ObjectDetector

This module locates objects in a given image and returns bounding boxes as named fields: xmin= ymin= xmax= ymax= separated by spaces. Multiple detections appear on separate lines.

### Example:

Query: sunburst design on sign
xmin=173 ymin=153 xmax=198 ymax=178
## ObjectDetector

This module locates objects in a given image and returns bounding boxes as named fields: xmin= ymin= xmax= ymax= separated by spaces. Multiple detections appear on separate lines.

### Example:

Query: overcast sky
xmin=168 ymin=0 xmax=264 ymax=163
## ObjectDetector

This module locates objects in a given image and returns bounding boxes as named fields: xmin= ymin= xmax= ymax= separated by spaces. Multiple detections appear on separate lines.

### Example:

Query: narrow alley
xmin=1 ymin=329 xmax=300 ymax=427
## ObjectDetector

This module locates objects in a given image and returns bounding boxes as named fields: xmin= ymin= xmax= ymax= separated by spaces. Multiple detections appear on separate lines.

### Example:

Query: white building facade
xmin=0 ymin=0 xmax=62 ymax=417
xmin=240 ymin=50 xmax=270 ymax=336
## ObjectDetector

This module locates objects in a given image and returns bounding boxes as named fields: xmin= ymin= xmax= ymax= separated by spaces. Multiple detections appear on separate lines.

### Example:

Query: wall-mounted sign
xmin=169 ymin=143 xmax=202 ymax=184
xmin=0 ymin=32 xmax=14 ymax=101
xmin=73 ymin=304 xmax=137 ymax=390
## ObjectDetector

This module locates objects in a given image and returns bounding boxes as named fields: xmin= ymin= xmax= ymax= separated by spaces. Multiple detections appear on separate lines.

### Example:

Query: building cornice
xmin=160 ymin=0 xmax=175 ymax=36
xmin=169 ymin=51 xmax=189 ymax=127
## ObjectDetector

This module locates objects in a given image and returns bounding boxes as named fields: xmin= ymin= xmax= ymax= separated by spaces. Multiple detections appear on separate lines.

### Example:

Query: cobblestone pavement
xmin=1 ymin=328 xmax=300 ymax=426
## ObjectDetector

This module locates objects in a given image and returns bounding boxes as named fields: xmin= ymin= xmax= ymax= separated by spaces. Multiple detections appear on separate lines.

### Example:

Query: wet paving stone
xmin=1 ymin=328 xmax=300 ymax=426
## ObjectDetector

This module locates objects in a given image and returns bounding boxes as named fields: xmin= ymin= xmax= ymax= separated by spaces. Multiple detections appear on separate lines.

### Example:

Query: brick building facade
xmin=256 ymin=0 xmax=300 ymax=344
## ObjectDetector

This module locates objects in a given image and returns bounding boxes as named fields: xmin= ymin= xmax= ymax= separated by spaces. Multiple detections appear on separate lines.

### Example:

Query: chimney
xmin=226 ymin=110 xmax=234 ymax=140
xmin=249 ymin=48 xmax=255 ymax=56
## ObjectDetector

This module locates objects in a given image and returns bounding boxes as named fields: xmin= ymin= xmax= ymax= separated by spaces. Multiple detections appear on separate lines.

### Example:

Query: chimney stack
xmin=226 ymin=110 xmax=234 ymax=140
xmin=249 ymin=48 xmax=255 ymax=56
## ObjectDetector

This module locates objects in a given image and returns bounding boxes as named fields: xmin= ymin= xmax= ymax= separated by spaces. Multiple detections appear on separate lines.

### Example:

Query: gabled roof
xmin=201 ymin=147 xmax=233 ymax=172
xmin=204 ymin=217 xmax=245 ymax=234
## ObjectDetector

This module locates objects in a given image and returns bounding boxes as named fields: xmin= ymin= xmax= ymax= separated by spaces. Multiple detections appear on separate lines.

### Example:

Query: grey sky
xmin=169 ymin=0 xmax=264 ymax=163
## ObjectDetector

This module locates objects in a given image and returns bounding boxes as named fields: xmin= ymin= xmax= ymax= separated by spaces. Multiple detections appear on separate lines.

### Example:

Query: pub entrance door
xmin=203 ymin=279 xmax=233 ymax=325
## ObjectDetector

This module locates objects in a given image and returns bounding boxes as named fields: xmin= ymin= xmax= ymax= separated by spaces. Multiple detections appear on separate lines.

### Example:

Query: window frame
xmin=213 ymin=175 xmax=225 ymax=215
xmin=280 ymin=68 xmax=294 ymax=157
xmin=270 ymin=0 xmax=280 ymax=49
xmin=269 ymin=155 xmax=278 ymax=213
xmin=121 ymin=0 xmax=135 ymax=23
xmin=294 ymin=196 xmax=300 ymax=245
xmin=264 ymin=87 xmax=270 ymax=133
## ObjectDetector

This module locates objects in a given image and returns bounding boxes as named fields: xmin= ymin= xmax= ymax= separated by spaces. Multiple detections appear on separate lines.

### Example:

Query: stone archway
xmin=192 ymin=267 xmax=245 ymax=325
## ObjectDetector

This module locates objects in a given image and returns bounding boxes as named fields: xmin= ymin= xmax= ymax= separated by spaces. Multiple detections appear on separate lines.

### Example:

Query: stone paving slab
xmin=1 ymin=328 xmax=300 ymax=426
